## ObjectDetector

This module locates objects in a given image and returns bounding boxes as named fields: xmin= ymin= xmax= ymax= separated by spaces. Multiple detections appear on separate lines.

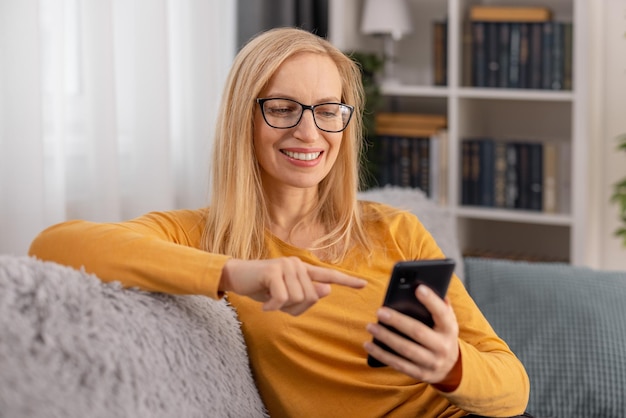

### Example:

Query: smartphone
xmin=367 ymin=258 xmax=456 ymax=368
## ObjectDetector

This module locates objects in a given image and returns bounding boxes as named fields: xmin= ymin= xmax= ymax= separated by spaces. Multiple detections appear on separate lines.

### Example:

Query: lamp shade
xmin=361 ymin=0 xmax=413 ymax=41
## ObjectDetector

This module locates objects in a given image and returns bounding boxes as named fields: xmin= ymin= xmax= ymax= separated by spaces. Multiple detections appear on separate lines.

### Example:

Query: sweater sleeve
xmin=28 ymin=209 xmax=228 ymax=298
xmin=396 ymin=210 xmax=530 ymax=416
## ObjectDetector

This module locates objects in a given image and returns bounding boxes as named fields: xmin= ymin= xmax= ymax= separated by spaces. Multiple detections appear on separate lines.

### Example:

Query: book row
xmin=467 ymin=20 xmax=573 ymax=90
xmin=374 ymin=132 xmax=448 ymax=206
xmin=461 ymin=138 xmax=571 ymax=213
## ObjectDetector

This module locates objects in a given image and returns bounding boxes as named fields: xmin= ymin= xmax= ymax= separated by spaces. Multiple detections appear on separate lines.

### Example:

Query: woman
xmin=30 ymin=27 xmax=530 ymax=417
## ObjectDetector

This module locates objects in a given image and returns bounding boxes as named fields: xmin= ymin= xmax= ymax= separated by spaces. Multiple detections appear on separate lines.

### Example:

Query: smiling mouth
xmin=281 ymin=150 xmax=322 ymax=161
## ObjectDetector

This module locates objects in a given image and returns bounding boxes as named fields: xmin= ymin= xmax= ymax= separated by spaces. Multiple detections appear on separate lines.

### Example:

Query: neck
xmin=264 ymin=187 xmax=323 ymax=247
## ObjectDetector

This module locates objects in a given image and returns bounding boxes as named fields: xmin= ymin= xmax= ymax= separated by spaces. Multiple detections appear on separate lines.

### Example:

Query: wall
xmin=589 ymin=0 xmax=626 ymax=270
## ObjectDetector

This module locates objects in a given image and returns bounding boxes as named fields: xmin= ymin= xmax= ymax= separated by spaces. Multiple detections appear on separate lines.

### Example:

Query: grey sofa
xmin=1 ymin=187 xmax=625 ymax=418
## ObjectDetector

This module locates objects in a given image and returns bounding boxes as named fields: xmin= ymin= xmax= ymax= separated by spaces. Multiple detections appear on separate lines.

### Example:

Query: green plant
xmin=350 ymin=51 xmax=384 ymax=190
xmin=611 ymin=133 xmax=626 ymax=246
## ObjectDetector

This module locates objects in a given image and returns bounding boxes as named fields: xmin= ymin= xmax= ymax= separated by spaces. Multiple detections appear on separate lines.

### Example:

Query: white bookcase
xmin=329 ymin=0 xmax=589 ymax=264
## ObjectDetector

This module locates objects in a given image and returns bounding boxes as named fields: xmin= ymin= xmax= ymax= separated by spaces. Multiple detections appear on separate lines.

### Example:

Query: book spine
xmin=462 ymin=20 xmax=473 ymax=87
xmin=562 ymin=22 xmax=573 ymax=90
xmin=529 ymin=22 xmax=543 ymax=89
xmin=508 ymin=23 xmax=521 ymax=88
xmin=516 ymin=143 xmax=530 ymax=209
xmin=551 ymin=22 xmax=564 ymax=90
xmin=528 ymin=142 xmax=543 ymax=211
xmin=542 ymin=141 xmax=558 ymax=213
xmin=472 ymin=22 xmax=487 ymax=87
xmin=461 ymin=140 xmax=471 ymax=205
xmin=486 ymin=22 xmax=500 ymax=87
xmin=433 ymin=21 xmax=448 ymax=86
xmin=410 ymin=138 xmax=421 ymax=188
xmin=541 ymin=22 xmax=554 ymax=90
xmin=429 ymin=134 xmax=440 ymax=203
xmin=498 ymin=22 xmax=510 ymax=87
xmin=419 ymin=138 xmax=431 ymax=196
xmin=494 ymin=141 xmax=508 ymax=207
xmin=470 ymin=140 xmax=481 ymax=205
xmin=505 ymin=142 xmax=519 ymax=208
xmin=518 ymin=23 xmax=530 ymax=89
xmin=479 ymin=139 xmax=495 ymax=207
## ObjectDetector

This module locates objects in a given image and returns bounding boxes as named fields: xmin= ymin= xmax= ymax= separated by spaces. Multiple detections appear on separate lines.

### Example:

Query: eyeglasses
xmin=256 ymin=98 xmax=354 ymax=133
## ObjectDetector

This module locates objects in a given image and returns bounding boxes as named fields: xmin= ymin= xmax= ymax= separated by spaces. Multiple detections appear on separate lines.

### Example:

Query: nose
xmin=293 ymin=108 xmax=319 ymax=141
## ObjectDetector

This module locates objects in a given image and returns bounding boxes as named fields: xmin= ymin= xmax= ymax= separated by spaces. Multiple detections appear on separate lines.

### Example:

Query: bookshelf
xmin=329 ymin=0 xmax=589 ymax=264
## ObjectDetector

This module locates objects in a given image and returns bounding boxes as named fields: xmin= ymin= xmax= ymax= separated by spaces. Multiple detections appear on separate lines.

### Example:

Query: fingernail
xmin=377 ymin=308 xmax=391 ymax=320
xmin=418 ymin=284 xmax=429 ymax=295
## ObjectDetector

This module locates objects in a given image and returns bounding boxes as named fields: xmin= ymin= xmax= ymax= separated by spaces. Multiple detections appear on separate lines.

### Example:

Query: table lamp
xmin=360 ymin=0 xmax=413 ymax=84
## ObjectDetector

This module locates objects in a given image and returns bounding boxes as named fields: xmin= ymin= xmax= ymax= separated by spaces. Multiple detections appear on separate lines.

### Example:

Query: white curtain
xmin=0 ymin=0 xmax=236 ymax=255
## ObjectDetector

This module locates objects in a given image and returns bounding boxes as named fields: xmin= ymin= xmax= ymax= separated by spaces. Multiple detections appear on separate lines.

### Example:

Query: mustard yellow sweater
xmin=29 ymin=202 xmax=529 ymax=418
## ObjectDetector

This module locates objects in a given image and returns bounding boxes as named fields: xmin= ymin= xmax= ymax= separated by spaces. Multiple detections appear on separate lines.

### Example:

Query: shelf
xmin=380 ymin=82 xmax=449 ymax=97
xmin=457 ymin=88 xmax=574 ymax=102
xmin=381 ymin=83 xmax=574 ymax=102
xmin=329 ymin=0 xmax=587 ymax=264
xmin=455 ymin=206 xmax=572 ymax=226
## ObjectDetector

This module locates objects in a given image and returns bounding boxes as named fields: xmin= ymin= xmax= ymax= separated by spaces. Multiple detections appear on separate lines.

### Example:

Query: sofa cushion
xmin=0 ymin=255 xmax=268 ymax=418
xmin=359 ymin=186 xmax=464 ymax=281
xmin=464 ymin=257 xmax=626 ymax=418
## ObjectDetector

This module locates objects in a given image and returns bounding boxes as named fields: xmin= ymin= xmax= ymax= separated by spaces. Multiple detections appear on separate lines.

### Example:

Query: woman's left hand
xmin=363 ymin=284 xmax=461 ymax=388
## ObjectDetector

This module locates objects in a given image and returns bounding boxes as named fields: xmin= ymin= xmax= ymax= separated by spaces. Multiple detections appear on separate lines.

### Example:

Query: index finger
xmin=307 ymin=265 xmax=367 ymax=289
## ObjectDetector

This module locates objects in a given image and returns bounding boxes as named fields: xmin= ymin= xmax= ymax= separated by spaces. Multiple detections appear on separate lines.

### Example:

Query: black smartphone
xmin=367 ymin=258 xmax=456 ymax=368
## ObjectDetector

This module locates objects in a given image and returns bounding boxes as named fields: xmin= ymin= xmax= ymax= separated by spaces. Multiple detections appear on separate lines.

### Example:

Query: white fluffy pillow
xmin=359 ymin=186 xmax=464 ymax=282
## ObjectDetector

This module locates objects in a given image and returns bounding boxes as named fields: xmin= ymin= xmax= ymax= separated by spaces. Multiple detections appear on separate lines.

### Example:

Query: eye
xmin=314 ymin=104 xmax=340 ymax=119
xmin=265 ymin=100 xmax=299 ymax=118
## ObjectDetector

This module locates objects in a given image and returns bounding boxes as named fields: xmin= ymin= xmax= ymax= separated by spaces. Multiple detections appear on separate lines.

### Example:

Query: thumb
xmin=313 ymin=282 xmax=332 ymax=298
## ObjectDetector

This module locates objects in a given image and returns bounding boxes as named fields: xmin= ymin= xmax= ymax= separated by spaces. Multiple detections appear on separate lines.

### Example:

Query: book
xmin=419 ymin=138 xmax=431 ymax=195
xmin=516 ymin=143 xmax=530 ymax=209
xmin=528 ymin=142 xmax=543 ymax=211
xmin=508 ymin=23 xmax=521 ymax=88
xmin=461 ymin=141 xmax=472 ymax=205
xmin=479 ymin=139 xmax=495 ymax=207
xmin=433 ymin=21 xmax=448 ymax=86
xmin=529 ymin=23 xmax=543 ymax=89
xmin=494 ymin=141 xmax=508 ymax=207
xmin=518 ymin=23 xmax=530 ymax=88
xmin=469 ymin=6 xmax=552 ymax=23
xmin=462 ymin=19 xmax=473 ymax=87
xmin=505 ymin=142 xmax=519 ymax=208
xmin=486 ymin=22 xmax=500 ymax=87
xmin=551 ymin=22 xmax=564 ymax=90
xmin=375 ymin=112 xmax=447 ymax=130
xmin=562 ymin=22 xmax=573 ymax=90
xmin=542 ymin=141 xmax=558 ymax=213
xmin=558 ymin=141 xmax=572 ymax=213
xmin=431 ymin=130 xmax=449 ymax=206
xmin=472 ymin=22 xmax=487 ymax=87
xmin=470 ymin=140 xmax=481 ymax=205
xmin=497 ymin=22 xmax=510 ymax=87
xmin=541 ymin=22 xmax=554 ymax=90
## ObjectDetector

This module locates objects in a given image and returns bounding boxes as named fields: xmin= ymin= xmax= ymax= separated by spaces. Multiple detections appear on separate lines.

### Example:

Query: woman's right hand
xmin=220 ymin=257 xmax=367 ymax=316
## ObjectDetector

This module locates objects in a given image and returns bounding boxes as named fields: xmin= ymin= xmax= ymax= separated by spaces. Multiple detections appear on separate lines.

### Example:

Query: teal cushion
xmin=464 ymin=257 xmax=626 ymax=418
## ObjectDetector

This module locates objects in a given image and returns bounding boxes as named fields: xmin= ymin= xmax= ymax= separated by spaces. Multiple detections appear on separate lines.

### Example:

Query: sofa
xmin=1 ymin=187 xmax=625 ymax=418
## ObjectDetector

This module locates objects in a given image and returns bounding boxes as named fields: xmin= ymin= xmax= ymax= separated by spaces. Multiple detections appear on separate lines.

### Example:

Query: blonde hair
xmin=203 ymin=27 xmax=371 ymax=262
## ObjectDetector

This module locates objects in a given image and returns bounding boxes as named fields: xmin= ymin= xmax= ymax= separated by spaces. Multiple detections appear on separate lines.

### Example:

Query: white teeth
xmin=282 ymin=150 xmax=321 ymax=161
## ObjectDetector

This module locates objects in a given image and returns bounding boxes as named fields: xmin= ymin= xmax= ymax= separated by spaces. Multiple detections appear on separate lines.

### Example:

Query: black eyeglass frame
xmin=256 ymin=97 xmax=354 ymax=133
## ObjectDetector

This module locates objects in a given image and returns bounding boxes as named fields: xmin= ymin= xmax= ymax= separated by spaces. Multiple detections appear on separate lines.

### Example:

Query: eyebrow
xmin=263 ymin=94 xmax=342 ymax=103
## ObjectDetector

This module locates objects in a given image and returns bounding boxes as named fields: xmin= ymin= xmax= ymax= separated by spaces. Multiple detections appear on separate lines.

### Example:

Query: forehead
xmin=262 ymin=52 xmax=343 ymax=101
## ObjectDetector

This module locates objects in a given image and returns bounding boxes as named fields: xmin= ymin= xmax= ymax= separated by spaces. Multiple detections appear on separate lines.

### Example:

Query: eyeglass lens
xmin=260 ymin=98 xmax=352 ymax=132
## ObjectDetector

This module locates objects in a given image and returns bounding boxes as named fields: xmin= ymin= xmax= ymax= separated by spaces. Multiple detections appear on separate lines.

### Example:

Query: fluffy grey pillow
xmin=0 ymin=255 xmax=268 ymax=418
xmin=465 ymin=257 xmax=626 ymax=418
xmin=359 ymin=186 xmax=464 ymax=281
